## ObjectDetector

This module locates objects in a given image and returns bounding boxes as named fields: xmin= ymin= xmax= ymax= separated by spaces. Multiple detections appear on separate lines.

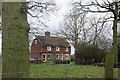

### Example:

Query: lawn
xmin=30 ymin=63 xmax=118 ymax=78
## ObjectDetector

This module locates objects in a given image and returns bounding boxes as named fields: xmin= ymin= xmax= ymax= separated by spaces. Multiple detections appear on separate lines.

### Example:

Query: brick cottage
xmin=31 ymin=31 xmax=71 ymax=62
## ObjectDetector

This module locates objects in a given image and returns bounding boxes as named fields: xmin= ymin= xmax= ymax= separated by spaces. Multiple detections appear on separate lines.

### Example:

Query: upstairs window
xmin=47 ymin=46 xmax=51 ymax=51
xmin=65 ymin=47 xmax=68 ymax=52
xmin=56 ymin=47 xmax=59 ymax=51
xmin=35 ymin=40 xmax=37 ymax=44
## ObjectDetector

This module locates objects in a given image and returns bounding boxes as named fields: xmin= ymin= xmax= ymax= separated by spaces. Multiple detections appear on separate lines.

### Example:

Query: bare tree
xmin=73 ymin=0 xmax=118 ymax=62
xmin=57 ymin=8 xmax=87 ymax=50
xmin=88 ymin=15 xmax=112 ymax=46
xmin=73 ymin=0 xmax=119 ymax=78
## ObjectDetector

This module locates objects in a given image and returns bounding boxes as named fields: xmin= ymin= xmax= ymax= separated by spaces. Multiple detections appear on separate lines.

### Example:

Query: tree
xmin=74 ymin=0 xmax=118 ymax=63
xmin=2 ymin=2 xmax=30 ymax=78
xmin=77 ymin=42 xmax=106 ymax=65
xmin=73 ymin=0 xmax=119 ymax=78
xmin=57 ymin=8 xmax=87 ymax=50
xmin=2 ymin=0 xmax=56 ymax=78
xmin=87 ymin=16 xmax=112 ymax=49
xmin=75 ymin=15 xmax=113 ymax=64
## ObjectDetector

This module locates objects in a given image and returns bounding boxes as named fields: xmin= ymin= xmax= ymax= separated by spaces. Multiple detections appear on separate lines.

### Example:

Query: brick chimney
xmin=45 ymin=31 xmax=50 ymax=37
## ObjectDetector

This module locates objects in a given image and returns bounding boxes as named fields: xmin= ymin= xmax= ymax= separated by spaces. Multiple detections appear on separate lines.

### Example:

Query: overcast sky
xmin=28 ymin=0 xmax=75 ymax=54
xmin=0 ymin=0 xmax=116 ymax=55
xmin=27 ymin=0 xmax=114 ymax=55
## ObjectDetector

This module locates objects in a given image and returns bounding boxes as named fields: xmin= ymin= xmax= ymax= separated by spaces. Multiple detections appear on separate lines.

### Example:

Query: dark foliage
xmin=54 ymin=60 xmax=70 ymax=64
xmin=75 ymin=42 xmax=106 ymax=65
xmin=30 ymin=60 xmax=43 ymax=64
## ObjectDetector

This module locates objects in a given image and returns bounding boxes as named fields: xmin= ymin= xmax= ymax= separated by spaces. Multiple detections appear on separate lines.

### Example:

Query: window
xmin=65 ymin=47 xmax=68 ymax=52
xmin=47 ymin=54 xmax=51 ymax=59
xmin=65 ymin=54 xmax=69 ymax=59
xmin=56 ymin=47 xmax=59 ymax=51
xmin=47 ymin=46 xmax=51 ymax=51
xmin=55 ymin=54 xmax=59 ymax=59
xmin=35 ymin=40 xmax=37 ymax=44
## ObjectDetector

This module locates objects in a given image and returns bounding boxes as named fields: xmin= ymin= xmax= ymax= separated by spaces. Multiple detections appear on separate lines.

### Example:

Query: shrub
xmin=54 ymin=60 xmax=70 ymax=64
xmin=30 ymin=60 xmax=43 ymax=64
xmin=75 ymin=42 xmax=106 ymax=65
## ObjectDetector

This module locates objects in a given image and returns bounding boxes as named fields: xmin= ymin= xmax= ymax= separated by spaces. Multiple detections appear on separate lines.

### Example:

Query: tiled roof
xmin=36 ymin=36 xmax=71 ymax=47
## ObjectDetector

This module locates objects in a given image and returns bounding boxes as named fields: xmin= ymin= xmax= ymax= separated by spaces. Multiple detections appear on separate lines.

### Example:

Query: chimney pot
xmin=45 ymin=31 xmax=50 ymax=37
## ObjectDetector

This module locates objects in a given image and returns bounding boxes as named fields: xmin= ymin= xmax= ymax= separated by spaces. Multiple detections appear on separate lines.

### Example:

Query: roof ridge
xmin=38 ymin=36 xmax=65 ymax=39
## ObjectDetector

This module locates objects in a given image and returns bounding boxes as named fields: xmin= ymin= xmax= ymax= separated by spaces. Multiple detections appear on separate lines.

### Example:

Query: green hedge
xmin=54 ymin=60 xmax=70 ymax=64
xmin=30 ymin=60 xmax=43 ymax=64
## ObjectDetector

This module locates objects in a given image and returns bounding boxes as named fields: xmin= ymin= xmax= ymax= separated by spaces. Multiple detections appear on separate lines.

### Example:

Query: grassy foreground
xmin=30 ymin=63 xmax=118 ymax=78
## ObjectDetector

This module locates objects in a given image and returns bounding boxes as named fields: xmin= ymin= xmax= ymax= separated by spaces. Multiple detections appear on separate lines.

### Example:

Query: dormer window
xmin=56 ymin=47 xmax=59 ymax=51
xmin=35 ymin=40 xmax=37 ymax=44
xmin=65 ymin=47 xmax=68 ymax=52
xmin=47 ymin=46 xmax=51 ymax=51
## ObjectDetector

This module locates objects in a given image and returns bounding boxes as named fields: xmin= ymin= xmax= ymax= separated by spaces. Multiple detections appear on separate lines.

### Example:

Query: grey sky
xmin=27 ymin=0 xmax=115 ymax=55
xmin=0 ymin=0 xmax=116 ymax=55
xmin=28 ymin=0 xmax=75 ymax=54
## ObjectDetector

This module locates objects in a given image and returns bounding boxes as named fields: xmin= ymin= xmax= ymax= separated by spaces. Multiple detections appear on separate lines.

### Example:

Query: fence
xmin=0 ymin=65 xmax=108 ymax=78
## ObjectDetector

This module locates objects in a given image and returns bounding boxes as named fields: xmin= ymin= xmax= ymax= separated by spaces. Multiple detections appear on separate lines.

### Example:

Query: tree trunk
xmin=113 ymin=2 xmax=118 ymax=62
xmin=2 ymin=2 xmax=30 ymax=78
xmin=105 ymin=2 xmax=118 ymax=79
xmin=74 ymin=16 xmax=78 ymax=64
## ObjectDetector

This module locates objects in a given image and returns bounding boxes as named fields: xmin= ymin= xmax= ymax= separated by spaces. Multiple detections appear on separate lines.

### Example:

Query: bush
xmin=30 ymin=60 xmax=43 ymax=64
xmin=54 ymin=60 xmax=70 ymax=64
xmin=75 ymin=42 xmax=106 ymax=65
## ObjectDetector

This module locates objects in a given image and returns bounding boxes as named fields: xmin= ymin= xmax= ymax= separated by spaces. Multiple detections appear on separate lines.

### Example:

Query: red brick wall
xmin=31 ymin=39 xmax=71 ymax=61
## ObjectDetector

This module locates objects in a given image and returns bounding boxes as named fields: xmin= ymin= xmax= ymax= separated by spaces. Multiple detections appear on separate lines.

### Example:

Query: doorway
xmin=43 ymin=54 xmax=46 ymax=62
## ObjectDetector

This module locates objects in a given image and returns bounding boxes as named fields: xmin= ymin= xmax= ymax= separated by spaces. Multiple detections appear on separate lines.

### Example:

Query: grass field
xmin=0 ymin=56 xmax=118 ymax=78
xmin=30 ymin=63 xmax=118 ymax=78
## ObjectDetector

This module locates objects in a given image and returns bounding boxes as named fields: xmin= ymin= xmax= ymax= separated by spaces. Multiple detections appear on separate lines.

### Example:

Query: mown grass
xmin=30 ymin=63 xmax=118 ymax=78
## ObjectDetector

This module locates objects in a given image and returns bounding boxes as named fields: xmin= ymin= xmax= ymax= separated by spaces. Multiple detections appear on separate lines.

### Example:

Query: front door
xmin=60 ymin=54 xmax=63 ymax=61
xmin=43 ymin=54 xmax=46 ymax=62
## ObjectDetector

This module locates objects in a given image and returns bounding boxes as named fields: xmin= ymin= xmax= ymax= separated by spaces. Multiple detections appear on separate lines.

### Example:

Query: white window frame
xmin=55 ymin=54 xmax=59 ymax=59
xmin=56 ymin=47 xmax=59 ymax=51
xmin=65 ymin=47 xmax=68 ymax=52
xmin=35 ymin=40 xmax=37 ymax=44
xmin=65 ymin=54 xmax=69 ymax=59
xmin=47 ymin=46 xmax=51 ymax=51
xmin=47 ymin=54 xmax=51 ymax=59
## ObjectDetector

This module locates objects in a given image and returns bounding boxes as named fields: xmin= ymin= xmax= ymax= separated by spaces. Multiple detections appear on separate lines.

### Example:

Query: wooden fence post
xmin=105 ymin=54 xmax=114 ymax=79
